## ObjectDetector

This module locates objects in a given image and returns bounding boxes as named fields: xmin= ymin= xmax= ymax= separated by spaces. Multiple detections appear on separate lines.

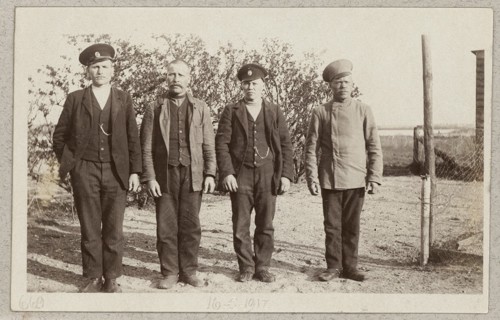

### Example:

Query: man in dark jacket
xmin=52 ymin=44 xmax=142 ymax=293
xmin=216 ymin=63 xmax=294 ymax=283
xmin=140 ymin=60 xmax=216 ymax=289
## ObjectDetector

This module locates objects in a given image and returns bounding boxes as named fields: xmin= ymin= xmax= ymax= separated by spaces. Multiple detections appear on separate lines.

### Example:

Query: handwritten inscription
xmin=19 ymin=295 xmax=44 ymax=310
xmin=207 ymin=296 xmax=269 ymax=311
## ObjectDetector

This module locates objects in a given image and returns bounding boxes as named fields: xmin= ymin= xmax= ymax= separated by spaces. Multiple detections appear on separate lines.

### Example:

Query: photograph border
xmin=1 ymin=0 xmax=499 ymax=319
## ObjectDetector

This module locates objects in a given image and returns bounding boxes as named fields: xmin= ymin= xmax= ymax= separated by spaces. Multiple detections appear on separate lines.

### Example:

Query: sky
xmin=14 ymin=7 xmax=493 ymax=128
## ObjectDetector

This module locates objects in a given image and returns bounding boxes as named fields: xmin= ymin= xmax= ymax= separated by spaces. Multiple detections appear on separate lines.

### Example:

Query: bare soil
xmin=27 ymin=176 xmax=483 ymax=294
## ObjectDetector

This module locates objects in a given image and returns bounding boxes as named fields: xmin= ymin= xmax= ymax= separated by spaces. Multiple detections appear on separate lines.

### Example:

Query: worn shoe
xmin=318 ymin=268 xmax=341 ymax=282
xmin=103 ymin=278 xmax=122 ymax=293
xmin=342 ymin=269 xmax=366 ymax=282
xmin=158 ymin=275 xmax=178 ymax=289
xmin=237 ymin=271 xmax=254 ymax=282
xmin=179 ymin=274 xmax=205 ymax=287
xmin=80 ymin=277 xmax=103 ymax=293
xmin=254 ymin=270 xmax=276 ymax=283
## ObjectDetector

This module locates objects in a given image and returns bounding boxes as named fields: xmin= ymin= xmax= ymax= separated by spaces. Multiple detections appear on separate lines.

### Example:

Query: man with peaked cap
xmin=53 ymin=43 xmax=142 ymax=293
xmin=140 ymin=59 xmax=216 ymax=289
xmin=216 ymin=63 xmax=294 ymax=283
xmin=304 ymin=59 xmax=383 ymax=282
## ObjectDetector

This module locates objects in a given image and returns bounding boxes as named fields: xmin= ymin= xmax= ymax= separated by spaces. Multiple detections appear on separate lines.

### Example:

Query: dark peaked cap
xmin=322 ymin=59 xmax=353 ymax=82
xmin=237 ymin=63 xmax=268 ymax=81
xmin=79 ymin=43 xmax=115 ymax=66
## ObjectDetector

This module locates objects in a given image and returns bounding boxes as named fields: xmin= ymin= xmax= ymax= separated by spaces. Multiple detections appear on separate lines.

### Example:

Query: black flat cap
xmin=79 ymin=43 xmax=115 ymax=66
xmin=237 ymin=63 xmax=268 ymax=81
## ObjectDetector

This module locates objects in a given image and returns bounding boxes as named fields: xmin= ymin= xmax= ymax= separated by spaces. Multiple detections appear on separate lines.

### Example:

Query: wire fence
xmin=412 ymin=126 xmax=483 ymax=254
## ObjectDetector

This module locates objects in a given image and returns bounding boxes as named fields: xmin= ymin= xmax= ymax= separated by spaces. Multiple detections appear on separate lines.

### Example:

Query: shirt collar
xmin=91 ymin=84 xmax=111 ymax=92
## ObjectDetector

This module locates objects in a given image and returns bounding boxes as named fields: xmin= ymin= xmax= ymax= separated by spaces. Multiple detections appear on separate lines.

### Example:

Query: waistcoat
xmin=81 ymin=91 xmax=112 ymax=163
xmin=243 ymin=110 xmax=272 ymax=167
xmin=168 ymin=97 xmax=191 ymax=166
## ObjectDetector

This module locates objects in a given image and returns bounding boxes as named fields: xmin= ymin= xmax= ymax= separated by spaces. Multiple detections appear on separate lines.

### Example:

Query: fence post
xmin=420 ymin=175 xmax=431 ymax=265
xmin=422 ymin=35 xmax=436 ymax=250
xmin=413 ymin=125 xmax=422 ymax=173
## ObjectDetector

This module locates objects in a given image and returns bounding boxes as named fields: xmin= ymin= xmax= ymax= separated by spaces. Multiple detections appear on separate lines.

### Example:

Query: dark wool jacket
xmin=52 ymin=86 xmax=142 ymax=189
xmin=215 ymin=99 xmax=294 ymax=195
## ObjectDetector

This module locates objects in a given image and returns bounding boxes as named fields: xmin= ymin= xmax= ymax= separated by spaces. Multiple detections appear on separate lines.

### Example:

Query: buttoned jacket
xmin=140 ymin=93 xmax=216 ymax=192
xmin=215 ymin=99 xmax=294 ymax=195
xmin=304 ymin=98 xmax=383 ymax=190
xmin=52 ymin=86 xmax=142 ymax=189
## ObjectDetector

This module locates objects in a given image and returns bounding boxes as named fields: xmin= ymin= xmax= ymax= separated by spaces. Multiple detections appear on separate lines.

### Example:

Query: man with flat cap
xmin=53 ymin=43 xmax=142 ymax=292
xmin=305 ymin=59 xmax=383 ymax=282
xmin=141 ymin=59 xmax=216 ymax=289
xmin=216 ymin=63 xmax=294 ymax=283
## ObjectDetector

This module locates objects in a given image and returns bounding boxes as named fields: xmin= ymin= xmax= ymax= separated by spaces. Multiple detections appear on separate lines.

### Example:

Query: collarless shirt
xmin=244 ymin=98 xmax=262 ymax=120
xmin=91 ymin=84 xmax=111 ymax=109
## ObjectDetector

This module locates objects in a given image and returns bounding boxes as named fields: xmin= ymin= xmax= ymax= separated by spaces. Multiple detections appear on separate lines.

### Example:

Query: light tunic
xmin=305 ymin=98 xmax=383 ymax=190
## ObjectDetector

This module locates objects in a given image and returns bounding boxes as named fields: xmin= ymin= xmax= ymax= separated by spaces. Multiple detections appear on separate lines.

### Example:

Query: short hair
xmin=167 ymin=59 xmax=191 ymax=70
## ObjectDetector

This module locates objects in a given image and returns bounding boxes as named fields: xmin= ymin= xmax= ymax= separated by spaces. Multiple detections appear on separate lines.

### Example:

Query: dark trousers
xmin=321 ymin=188 xmax=365 ymax=271
xmin=155 ymin=165 xmax=202 ymax=276
xmin=70 ymin=160 xmax=127 ymax=279
xmin=230 ymin=161 xmax=276 ymax=273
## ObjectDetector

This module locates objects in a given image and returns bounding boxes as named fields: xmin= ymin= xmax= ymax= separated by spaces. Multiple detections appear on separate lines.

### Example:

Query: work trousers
xmin=230 ymin=161 xmax=276 ymax=273
xmin=321 ymin=188 xmax=365 ymax=271
xmin=70 ymin=160 xmax=127 ymax=279
xmin=155 ymin=165 xmax=202 ymax=277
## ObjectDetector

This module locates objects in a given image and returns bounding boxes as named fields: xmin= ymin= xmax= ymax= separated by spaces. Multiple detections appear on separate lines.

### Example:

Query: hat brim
xmin=86 ymin=56 xmax=114 ymax=66
xmin=238 ymin=74 xmax=266 ymax=81
xmin=324 ymin=71 xmax=352 ymax=82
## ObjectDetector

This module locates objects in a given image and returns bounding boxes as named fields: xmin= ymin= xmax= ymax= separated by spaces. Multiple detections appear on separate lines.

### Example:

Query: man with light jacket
xmin=305 ymin=59 xmax=383 ymax=282
xmin=140 ymin=59 xmax=216 ymax=289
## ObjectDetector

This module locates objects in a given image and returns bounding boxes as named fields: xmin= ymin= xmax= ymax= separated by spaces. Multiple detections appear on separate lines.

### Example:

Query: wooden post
xmin=413 ymin=125 xmax=423 ymax=173
xmin=422 ymin=35 xmax=436 ymax=250
xmin=420 ymin=175 xmax=431 ymax=265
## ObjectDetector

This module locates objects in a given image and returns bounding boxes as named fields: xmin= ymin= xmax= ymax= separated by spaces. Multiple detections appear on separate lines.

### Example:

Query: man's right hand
xmin=222 ymin=175 xmax=238 ymax=193
xmin=308 ymin=182 xmax=320 ymax=196
xmin=146 ymin=180 xmax=162 ymax=198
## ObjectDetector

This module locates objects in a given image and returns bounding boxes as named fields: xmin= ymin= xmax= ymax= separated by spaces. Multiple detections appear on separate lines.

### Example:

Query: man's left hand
xmin=278 ymin=177 xmax=291 ymax=195
xmin=203 ymin=176 xmax=215 ymax=194
xmin=129 ymin=173 xmax=140 ymax=192
xmin=366 ymin=181 xmax=379 ymax=194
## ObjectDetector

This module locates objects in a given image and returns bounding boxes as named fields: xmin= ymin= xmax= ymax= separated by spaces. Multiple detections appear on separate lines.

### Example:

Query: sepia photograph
xmin=9 ymin=5 xmax=493 ymax=314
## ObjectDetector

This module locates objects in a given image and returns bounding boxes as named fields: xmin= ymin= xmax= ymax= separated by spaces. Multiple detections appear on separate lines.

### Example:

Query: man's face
xmin=87 ymin=59 xmax=113 ymax=87
xmin=167 ymin=62 xmax=191 ymax=96
xmin=241 ymin=78 xmax=264 ymax=101
xmin=330 ymin=75 xmax=354 ymax=101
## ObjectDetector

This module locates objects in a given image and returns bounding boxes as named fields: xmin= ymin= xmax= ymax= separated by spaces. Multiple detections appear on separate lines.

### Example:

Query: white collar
xmin=244 ymin=98 xmax=263 ymax=108
xmin=92 ymin=84 xmax=111 ymax=92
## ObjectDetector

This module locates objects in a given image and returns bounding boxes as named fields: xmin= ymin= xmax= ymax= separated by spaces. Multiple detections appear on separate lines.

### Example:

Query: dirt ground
xmin=27 ymin=175 xmax=483 ymax=294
